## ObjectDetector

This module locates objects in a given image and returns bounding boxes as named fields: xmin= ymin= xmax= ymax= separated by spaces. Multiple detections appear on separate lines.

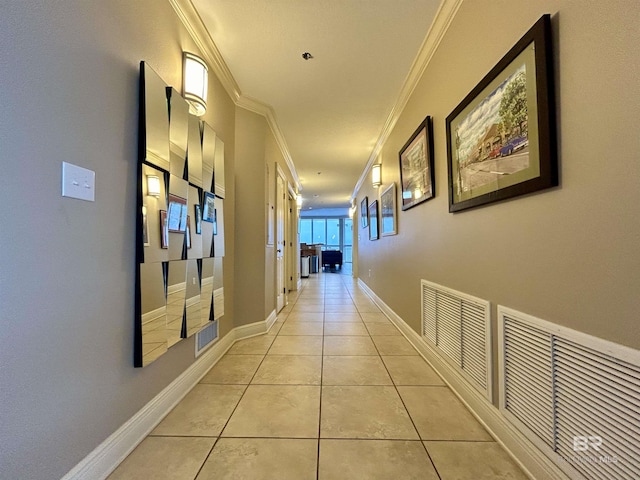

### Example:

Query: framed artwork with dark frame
xmin=360 ymin=196 xmax=369 ymax=228
xmin=202 ymin=191 xmax=215 ymax=223
xmin=159 ymin=210 xmax=168 ymax=249
xmin=142 ymin=206 xmax=150 ymax=246
xmin=446 ymin=14 xmax=557 ymax=213
xmin=194 ymin=204 xmax=202 ymax=234
xmin=380 ymin=183 xmax=397 ymax=236
xmin=399 ymin=115 xmax=435 ymax=210
xmin=368 ymin=200 xmax=379 ymax=241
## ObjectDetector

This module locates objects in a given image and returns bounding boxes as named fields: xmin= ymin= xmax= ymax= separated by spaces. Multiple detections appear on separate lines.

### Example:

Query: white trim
xmin=61 ymin=312 xmax=277 ymax=480
xmin=350 ymin=0 xmax=464 ymax=204
xmin=357 ymin=278 xmax=569 ymax=480
xmin=168 ymin=0 xmax=301 ymax=192
xmin=185 ymin=294 xmax=200 ymax=308
xmin=167 ymin=282 xmax=186 ymax=295
xmin=141 ymin=306 xmax=166 ymax=325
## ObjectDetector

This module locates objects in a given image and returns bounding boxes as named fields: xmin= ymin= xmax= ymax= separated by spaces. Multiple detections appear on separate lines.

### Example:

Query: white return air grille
xmin=421 ymin=280 xmax=492 ymax=400
xmin=195 ymin=320 xmax=218 ymax=357
xmin=498 ymin=306 xmax=640 ymax=480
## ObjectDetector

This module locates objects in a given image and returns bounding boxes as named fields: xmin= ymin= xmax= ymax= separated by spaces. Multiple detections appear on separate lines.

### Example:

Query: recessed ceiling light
xmin=313 ymin=194 xmax=320 ymax=198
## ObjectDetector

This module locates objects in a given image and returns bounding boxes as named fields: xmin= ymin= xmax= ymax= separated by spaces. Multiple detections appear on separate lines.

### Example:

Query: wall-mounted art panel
xmin=166 ymin=260 xmax=187 ymax=348
xmin=167 ymin=175 xmax=189 ymax=261
xmin=187 ymin=185 xmax=203 ymax=259
xmin=139 ymin=262 xmax=167 ymax=366
xmin=167 ymin=87 xmax=188 ymax=179
xmin=214 ymin=136 xmax=225 ymax=198
xmin=201 ymin=191 xmax=215 ymax=258
xmin=185 ymin=259 xmax=204 ymax=337
xmin=201 ymin=257 xmax=214 ymax=323
xmin=187 ymin=114 xmax=203 ymax=188
xmin=141 ymin=164 xmax=169 ymax=264
xmin=201 ymin=122 xmax=216 ymax=193
xmin=213 ymin=196 xmax=225 ymax=257
xmin=141 ymin=62 xmax=170 ymax=171
xmin=213 ymin=257 xmax=224 ymax=320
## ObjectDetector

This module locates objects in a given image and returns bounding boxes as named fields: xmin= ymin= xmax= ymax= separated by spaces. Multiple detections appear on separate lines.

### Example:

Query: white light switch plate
xmin=62 ymin=162 xmax=95 ymax=202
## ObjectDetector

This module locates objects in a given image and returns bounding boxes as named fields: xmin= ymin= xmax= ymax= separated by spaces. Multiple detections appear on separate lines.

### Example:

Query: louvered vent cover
xmin=195 ymin=320 xmax=218 ymax=357
xmin=499 ymin=306 xmax=640 ymax=480
xmin=421 ymin=280 xmax=491 ymax=400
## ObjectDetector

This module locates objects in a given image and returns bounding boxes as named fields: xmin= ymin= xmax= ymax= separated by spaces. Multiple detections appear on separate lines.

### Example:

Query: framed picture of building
xmin=368 ymin=200 xmax=379 ymax=241
xmin=380 ymin=183 xmax=397 ymax=236
xmin=360 ymin=196 xmax=369 ymax=228
xmin=446 ymin=14 xmax=557 ymax=212
xmin=399 ymin=116 xmax=435 ymax=210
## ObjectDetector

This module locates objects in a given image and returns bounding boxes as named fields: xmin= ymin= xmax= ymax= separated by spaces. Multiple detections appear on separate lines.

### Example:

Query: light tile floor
xmin=109 ymin=273 xmax=529 ymax=480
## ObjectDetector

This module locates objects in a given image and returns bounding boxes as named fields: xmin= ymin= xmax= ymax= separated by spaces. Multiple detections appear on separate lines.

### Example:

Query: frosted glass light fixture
xmin=146 ymin=175 xmax=161 ymax=197
xmin=183 ymin=52 xmax=208 ymax=116
xmin=371 ymin=164 xmax=382 ymax=188
xmin=296 ymin=194 xmax=303 ymax=208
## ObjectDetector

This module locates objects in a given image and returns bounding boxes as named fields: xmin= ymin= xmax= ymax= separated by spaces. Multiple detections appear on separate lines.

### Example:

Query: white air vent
xmin=195 ymin=320 xmax=218 ymax=357
xmin=498 ymin=306 xmax=640 ymax=480
xmin=421 ymin=280 xmax=492 ymax=400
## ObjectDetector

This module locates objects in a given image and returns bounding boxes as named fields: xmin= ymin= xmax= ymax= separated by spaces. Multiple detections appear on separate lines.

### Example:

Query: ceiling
xmin=189 ymin=0 xmax=443 ymax=211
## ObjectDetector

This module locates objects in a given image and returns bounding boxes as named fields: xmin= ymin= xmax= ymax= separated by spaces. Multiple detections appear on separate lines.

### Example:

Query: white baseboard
xmin=357 ymin=278 xmax=569 ymax=480
xmin=62 ymin=311 xmax=277 ymax=480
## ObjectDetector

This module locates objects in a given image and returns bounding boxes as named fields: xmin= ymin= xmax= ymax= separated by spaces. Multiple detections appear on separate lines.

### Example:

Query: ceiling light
xmin=183 ymin=52 xmax=208 ymax=116
xmin=371 ymin=164 xmax=382 ymax=188
xmin=296 ymin=194 xmax=303 ymax=208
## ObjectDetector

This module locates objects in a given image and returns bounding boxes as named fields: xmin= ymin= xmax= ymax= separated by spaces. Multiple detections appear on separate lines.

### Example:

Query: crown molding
xmin=350 ymin=0 xmax=464 ymax=204
xmin=236 ymin=96 xmax=301 ymax=191
xmin=169 ymin=0 xmax=301 ymax=190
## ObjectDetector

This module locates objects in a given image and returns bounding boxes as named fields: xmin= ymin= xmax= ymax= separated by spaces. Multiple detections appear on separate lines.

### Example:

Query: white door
xmin=276 ymin=169 xmax=286 ymax=312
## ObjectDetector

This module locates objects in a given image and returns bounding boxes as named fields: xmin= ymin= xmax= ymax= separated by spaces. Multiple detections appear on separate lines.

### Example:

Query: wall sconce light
xmin=371 ymin=164 xmax=382 ymax=188
xmin=296 ymin=194 xmax=303 ymax=209
xmin=146 ymin=175 xmax=161 ymax=197
xmin=183 ymin=52 xmax=208 ymax=116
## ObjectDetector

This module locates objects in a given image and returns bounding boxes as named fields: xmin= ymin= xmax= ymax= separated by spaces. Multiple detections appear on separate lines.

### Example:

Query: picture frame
xmin=380 ymin=183 xmax=397 ymax=236
xmin=399 ymin=115 xmax=435 ymax=210
xmin=368 ymin=200 xmax=379 ymax=241
xmin=159 ymin=210 xmax=168 ymax=249
xmin=194 ymin=204 xmax=202 ymax=235
xmin=202 ymin=191 xmax=215 ymax=223
xmin=446 ymin=14 xmax=557 ymax=213
xmin=167 ymin=194 xmax=187 ymax=232
xmin=142 ymin=205 xmax=150 ymax=246
xmin=185 ymin=215 xmax=192 ymax=249
xmin=360 ymin=196 xmax=369 ymax=228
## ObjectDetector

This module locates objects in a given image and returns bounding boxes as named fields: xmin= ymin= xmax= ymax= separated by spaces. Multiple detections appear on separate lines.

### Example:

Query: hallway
xmin=109 ymin=273 xmax=528 ymax=479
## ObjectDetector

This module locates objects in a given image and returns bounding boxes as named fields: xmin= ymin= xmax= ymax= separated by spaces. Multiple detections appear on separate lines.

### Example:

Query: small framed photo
xmin=368 ymin=200 xmax=379 ymax=241
xmin=194 ymin=204 xmax=202 ymax=234
xmin=360 ymin=196 xmax=369 ymax=228
xmin=399 ymin=116 xmax=435 ymax=210
xmin=159 ymin=210 xmax=168 ymax=249
xmin=167 ymin=194 xmax=187 ymax=232
xmin=380 ymin=183 xmax=397 ymax=236
xmin=202 ymin=191 xmax=215 ymax=223
xmin=185 ymin=215 xmax=192 ymax=249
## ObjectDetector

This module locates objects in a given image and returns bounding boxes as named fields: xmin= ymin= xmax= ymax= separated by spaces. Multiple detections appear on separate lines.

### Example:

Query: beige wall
xmin=234 ymin=107 xmax=269 ymax=324
xmin=358 ymin=0 xmax=640 ymax=358
xmin=0 ymin=1 xmax=235 ymax=479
